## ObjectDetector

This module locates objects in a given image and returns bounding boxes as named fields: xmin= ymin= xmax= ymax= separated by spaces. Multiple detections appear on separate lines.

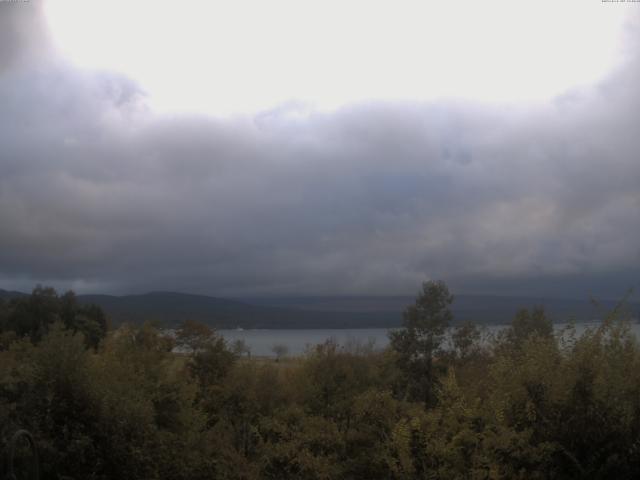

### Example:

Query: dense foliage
xmin=1 ymin=283 xmax=640 ymax=479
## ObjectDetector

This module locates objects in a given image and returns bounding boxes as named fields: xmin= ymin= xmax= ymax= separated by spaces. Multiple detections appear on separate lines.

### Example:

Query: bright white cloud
xmin=44 ymin=0 xmax=633 ymax=115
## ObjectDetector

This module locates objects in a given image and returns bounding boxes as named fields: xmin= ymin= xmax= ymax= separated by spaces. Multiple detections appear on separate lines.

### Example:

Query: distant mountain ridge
xmin=0 ymin=289 xmax=27 ymax=300
xmin=1 ymin=289 xmax=637 ymax=328
xmin=243 ymin=294 xmax=640 ymax=321
xmin=75 ymin=291 xmax=397 ymax=329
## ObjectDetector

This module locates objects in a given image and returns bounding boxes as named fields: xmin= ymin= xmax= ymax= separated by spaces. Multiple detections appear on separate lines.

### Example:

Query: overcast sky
xmin=1 ymin=1 xmax=639 ymax=299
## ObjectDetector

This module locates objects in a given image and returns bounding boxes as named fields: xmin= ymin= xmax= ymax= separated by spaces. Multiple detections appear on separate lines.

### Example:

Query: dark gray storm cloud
xmin=0 ymin=2 xmax=639 ymax=298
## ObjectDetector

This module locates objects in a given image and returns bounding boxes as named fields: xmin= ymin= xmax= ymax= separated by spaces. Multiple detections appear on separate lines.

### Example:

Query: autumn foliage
xmin=1 ymin=283 xmax=640 ymax=479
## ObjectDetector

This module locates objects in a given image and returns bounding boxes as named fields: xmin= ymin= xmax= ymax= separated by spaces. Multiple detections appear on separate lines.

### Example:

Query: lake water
xmin=219 ymin=322 xmax=640 ymax=357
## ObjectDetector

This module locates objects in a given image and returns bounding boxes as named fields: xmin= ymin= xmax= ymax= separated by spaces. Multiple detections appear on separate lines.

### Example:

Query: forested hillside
xmin=2 ymin=282 xmax=640 ymax=479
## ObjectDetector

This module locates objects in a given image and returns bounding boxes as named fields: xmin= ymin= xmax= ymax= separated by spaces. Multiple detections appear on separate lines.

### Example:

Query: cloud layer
xmin=1 ymin=2 xmax=639 ymax=298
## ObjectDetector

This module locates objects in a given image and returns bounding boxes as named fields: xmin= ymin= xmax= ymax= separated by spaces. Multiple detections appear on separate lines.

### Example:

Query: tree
xmin=0 ymin=287 xmax=107 ymax=348
xmin=4 ymin=285 xmax=59 ymax=342
xmin=451 ymin=320 xmax=482 ymax=362
xmin=505 ymin=306 xmax=553 ymax=349
xmin=231 ymin=339 xmax=251 ymax=358
xmin=60 ymin=291 xmax=108 ymax=349
xmin=389 ymin=280 xmax=453 ymax=407
xmin=272 ymin=344 xmax=289 ymax=362
xmin=175 ymin=319 xmax=216 ymax=353
xmin=189 ymin=336 xmax=237 ymax=388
